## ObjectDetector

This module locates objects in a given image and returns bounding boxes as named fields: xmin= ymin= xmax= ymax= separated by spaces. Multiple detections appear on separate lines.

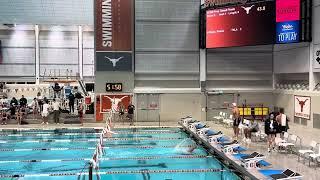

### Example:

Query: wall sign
xmin=316 ymin=50 xmax=320 ymax=64
xmin=106 ymin=83 xmax=123 ymax=92
xmin=100 ymin=94 xmax=132 ymax=113
xmin=276 ymin=0 xmax=300 ymax=22
xmin=314 ymin=44 xmax=320 ymax=69
xmin=276 ymin=21 xmax=300 ymax=43
xmin=294 ymin=95 xmax=311 ymax=120
xmin=95 ymin=0 xmax=133 ymax=71
xmin=275 ymin=0 xmax=301 ymax=44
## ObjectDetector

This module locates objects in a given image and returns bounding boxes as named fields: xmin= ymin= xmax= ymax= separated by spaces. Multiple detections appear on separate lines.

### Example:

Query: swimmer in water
xmin=176 ymin=143 xmax=197 ymax=155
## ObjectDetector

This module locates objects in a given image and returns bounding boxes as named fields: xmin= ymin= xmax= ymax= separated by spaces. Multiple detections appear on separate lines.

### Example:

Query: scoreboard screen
xmin=206 ymin=1 xmax=275 ymax=48
xmin=275 ymin=0 xmax=301 ymax=44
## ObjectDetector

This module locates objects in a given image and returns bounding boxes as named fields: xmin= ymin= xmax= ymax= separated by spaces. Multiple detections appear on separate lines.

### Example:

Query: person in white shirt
xmin=276 ymin=108 xmax=289 ymax=138
xmin=52 ymin=99 xmax=60 ymax=124
xmin=41 ymin=100 xmax=50 ymax=125
xmin=31 ymin=98 xmax=38 ymax=119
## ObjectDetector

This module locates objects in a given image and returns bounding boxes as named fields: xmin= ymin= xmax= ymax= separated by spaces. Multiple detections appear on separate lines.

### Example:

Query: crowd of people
xmin=231 ymin=104 xmax=290 ymax=152
xmin=0 ymin=96 xmax=29 ymax=125
xmin=0 ymin=92 xmax=84 ymax=126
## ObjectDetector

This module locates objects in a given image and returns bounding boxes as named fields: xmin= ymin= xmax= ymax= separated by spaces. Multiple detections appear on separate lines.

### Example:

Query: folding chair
xmin=298 ymin=140 xmax=318 ymax=163
xmin=251 ymin=123 xmax=267 ymax=142
xmin=223 ymin=114 xmax=233 ymax=127
xmin=278 ymin=134 xmax=300 ymax=154
xmin=213 ymin=112 xmax=223 ymax=124
xmin=308 ymin=145 xmax=320 ymax=167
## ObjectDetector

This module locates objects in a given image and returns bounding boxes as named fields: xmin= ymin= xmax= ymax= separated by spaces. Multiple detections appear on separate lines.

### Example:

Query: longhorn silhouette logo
xmin=296 ymin=98 xmax=308 ymax=112
xmin=105 ymin=56 xmax=124 ymax=67
xmin=241 ymin=5 xmax=255 ymax=14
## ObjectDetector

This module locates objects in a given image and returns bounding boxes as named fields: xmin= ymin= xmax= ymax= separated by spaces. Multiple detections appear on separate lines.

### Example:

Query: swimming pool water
xmin=0 ymin=127 xmax=241 ymax=180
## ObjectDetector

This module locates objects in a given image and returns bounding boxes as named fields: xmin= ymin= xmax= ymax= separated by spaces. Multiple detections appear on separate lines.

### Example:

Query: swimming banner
xmin=95 ymin=0 xmax=133 ymax=71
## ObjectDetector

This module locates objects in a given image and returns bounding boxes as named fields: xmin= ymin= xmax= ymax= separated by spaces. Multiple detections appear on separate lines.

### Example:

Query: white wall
xmin=160 ymin=94 xmax=201 ymax=122
xmin=39 ymin=25 xmax=78 ymax=77
xmin=273 ymin=43 xmax=310 ymax=74
xmin=0 ymin=25 xmax=35 ymax=78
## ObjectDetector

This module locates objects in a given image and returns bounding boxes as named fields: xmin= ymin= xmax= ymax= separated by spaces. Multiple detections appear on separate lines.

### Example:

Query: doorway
xmin=136 ymin=94 xmax=160 ymax=123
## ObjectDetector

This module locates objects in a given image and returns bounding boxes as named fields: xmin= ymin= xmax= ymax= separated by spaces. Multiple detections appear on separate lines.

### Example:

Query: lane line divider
xmin=0 ymin=131 xmax=180 ymax=136
xmin=0 ymin=155 xmax=212 ymax=164
xmin=0 ymin=168 xmax=225 ymax=178
xmin=0 ymin=137 xmax=184 ymax=143
xmin=0 ymin=145 xmax=194 ymax=152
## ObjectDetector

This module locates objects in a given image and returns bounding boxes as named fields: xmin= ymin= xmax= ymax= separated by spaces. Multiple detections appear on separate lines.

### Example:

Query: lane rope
xmin=0 ymin=155 xmax=212 ymax=164
xmin=0 ymin=131 xmax=180 ymax=136
xmin=0 ymin=137 xmax=184 ymax=143
xmin=0 ymin=145 xmax=195 ymax=152
xmin=0 ymin=168 xmax=227 ymax=178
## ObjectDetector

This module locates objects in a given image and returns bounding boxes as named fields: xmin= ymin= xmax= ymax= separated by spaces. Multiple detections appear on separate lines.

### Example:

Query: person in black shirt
xmin=9 ymin=105 xmax=16 ymax=119
xmin=68 ymin=93 xmax=75 ymax=114
xmin=52 ymin=83 xmax=63 ymax=98
xmin=127 ymin=103 xmax=135 ymax=126
xmin=265 ymin=112 xmax=279 ymax=152
xmin=19 ymin=95 xmax=27 ymax=107
xmin=10 ymin=97 xmax=18 ymax=106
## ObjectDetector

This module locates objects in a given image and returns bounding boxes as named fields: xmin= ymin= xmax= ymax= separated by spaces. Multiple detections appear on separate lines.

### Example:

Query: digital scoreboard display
xmin=106 ymin=83 xmax=123 ymax=92
xmin=276 ymin=0 xmax=301 ymax=44
xmin=206 ymin=1 xmax=275 ymax=48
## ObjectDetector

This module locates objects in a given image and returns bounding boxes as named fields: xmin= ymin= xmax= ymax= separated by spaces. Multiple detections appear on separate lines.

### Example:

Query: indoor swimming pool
xmin=0 ymin=128 xmax=241 ymax=180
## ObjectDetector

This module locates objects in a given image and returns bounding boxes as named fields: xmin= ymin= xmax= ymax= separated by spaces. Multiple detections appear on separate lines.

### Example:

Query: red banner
xmin=100 ymin=94 xmax=132 ymax=113
xmin=95 ymin=0 xmax=132 ymax=51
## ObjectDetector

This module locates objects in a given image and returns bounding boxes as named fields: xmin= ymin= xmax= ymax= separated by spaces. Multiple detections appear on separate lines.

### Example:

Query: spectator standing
xmin=52 ymin=99 xmax=60 ymax=124
xmin=265 ymin=113 xmax=279 ymax=152
xmin=37 ymin=92 xmax=43 ymax=112
xmin=42 ymin=100 xmax=50 ymax=125
xmin=118 ymin=102 xmax=125 ymax=123
xmin=127 ymin=103 xmax=135 ymax=126
xmin=276 ymin=108 xmax=289 ymax=138
xmin=68 ymin=93 xmax=75 ymax=114
xmin=31 ymin=98 xmax=39 ymax=119
xmin=232 ymin=103 xmax=241 ymax=140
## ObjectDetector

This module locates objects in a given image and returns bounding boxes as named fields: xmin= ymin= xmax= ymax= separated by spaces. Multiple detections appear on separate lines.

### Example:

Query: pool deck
xmin=179 ymin=122 xmax=266 ymax=180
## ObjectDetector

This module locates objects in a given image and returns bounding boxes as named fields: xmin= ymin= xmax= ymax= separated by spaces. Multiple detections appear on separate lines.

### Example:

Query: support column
xmin=35 ymin=25 xmax=40 ymax=85
xmin=200 ymin=49 xmax=207 ymax=121
xmin=309 ymin=42 xmax=314 ymax=91
xmin=78 ymin=25 xmax=83 ymax=80
xmin=200 ymin=49 xmax=207 ymax=90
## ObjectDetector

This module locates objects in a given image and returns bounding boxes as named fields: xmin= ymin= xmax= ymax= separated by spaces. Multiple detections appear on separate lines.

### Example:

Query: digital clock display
xmin=106 ymin=83 xmax=123 ymax=92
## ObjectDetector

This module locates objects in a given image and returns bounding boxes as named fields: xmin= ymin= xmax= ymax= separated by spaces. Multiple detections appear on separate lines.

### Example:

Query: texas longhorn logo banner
xmin=95 ymin=0 xmax=133 ymax=71
xmin=100 ymin=94 xmax=132 ymax=113
xmin=294 ymin=95 xmax=311 ymax=120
